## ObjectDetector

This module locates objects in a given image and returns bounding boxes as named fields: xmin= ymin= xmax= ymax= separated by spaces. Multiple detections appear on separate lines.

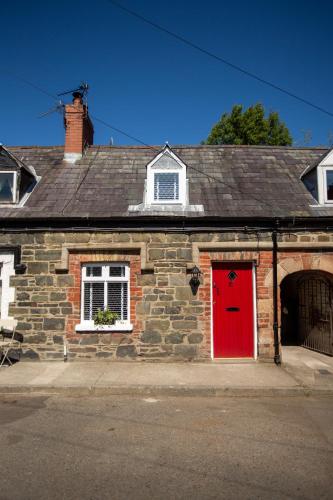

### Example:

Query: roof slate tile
xmin=1 ymin=144 xmax=331 ymax=219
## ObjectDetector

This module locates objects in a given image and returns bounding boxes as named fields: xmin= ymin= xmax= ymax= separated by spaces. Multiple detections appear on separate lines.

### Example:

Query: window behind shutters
xmin=154 ymin=173 xmax=179 ymax=201
xmin=83 ymin=282 xmax=104 ymax=320
xmin=107 ymin=282 xmax=128 ymax=320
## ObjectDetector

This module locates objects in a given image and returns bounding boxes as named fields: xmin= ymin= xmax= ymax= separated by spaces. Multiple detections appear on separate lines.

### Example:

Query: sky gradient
xmin=1 ymin=0 xmax=332 ymax=147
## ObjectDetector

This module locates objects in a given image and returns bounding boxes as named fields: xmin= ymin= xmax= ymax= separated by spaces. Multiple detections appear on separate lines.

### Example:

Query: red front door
xmin=213 ymin=262 xmax=254 ymax=358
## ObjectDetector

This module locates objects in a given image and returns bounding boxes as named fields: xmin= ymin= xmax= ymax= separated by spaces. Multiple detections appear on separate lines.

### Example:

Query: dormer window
xmin=146 ymin=145 xmax=187 ymax=206
xmin=0 ymin=171 xmax=17 ymax=203
xmin=0 ymin=146 xmax=38 ymax=207
xmin=301 ymin=149 xmax=333 ymax=206
xmin=324 ymin=168 xmax=333 ymax=203
xmin=128 ymin=145 xmax=204 ymax=214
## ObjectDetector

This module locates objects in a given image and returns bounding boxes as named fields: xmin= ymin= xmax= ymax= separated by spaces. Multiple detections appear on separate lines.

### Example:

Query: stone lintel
xmin=55 ymin=243 xmax=153 ymax=273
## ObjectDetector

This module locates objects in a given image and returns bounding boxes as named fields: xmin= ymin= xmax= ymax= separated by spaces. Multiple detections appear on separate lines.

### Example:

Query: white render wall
xmin=0 ymin=252 xmax=15 ymax=320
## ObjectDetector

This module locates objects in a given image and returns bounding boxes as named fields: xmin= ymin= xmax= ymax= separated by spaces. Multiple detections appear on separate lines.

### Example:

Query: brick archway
xmin=264 ymin=253 xmax=333 ymax=288
xmin=280 ymin=268 xmax=333 ymax=354
xmin=261 ymin=252 xmax=333 ymax=358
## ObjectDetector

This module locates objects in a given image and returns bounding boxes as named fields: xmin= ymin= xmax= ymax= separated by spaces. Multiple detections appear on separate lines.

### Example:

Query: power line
xmin=61 ymin=146 xmax=101 ymax=214
xmin=89 ymin=116 xmax=282 ymax=212
xmin=106 ymin=0 xmax=333 ymax=119
xmin=91 ymin=115 xmax=151 ymax=147
xmin=1 ymin=70 xmax=58 ymax=100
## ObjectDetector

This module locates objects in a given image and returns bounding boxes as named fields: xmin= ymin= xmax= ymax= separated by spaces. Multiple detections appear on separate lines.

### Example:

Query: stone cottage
xmin=1 ymin=91 xmax=333 ymax=362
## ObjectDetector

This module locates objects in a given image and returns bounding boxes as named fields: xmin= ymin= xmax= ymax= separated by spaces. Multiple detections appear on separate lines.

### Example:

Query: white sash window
xmin=76 ymin=263 xmax=132 ymax=332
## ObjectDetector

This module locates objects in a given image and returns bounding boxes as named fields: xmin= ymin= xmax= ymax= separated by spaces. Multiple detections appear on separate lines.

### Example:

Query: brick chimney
xmin=64 ymin=92 xmax=94 ymax=162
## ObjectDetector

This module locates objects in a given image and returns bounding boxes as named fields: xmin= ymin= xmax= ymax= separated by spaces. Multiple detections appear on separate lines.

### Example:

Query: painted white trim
xmin=0 ymin=253 xmax=15 ymax=321
xmin=0 ymin=171 xmax=17 ymax=203
xmin=146 ymin=146 xmax=187 ymax=206
xmin=80 ymin=262 xmax=131 ymax=328
xmin=313 ymin=149 xmax=333 ymax=204
xmin=17 ymin=176 xmax=41 ymax=208
xmin=146 ymin=145 xmax=188 ymax=171
xmin=75 ymin=321 xmax=133 ymax=332
xmin=64 ymin=152 xmax=82 ymax=163
xmin=318 ymin=149 xmax=333 ymax=166
xmin=252 ymin=263 xmax=258 ymax=360
xmin=319 ymin=166 xmax=333 ymax=204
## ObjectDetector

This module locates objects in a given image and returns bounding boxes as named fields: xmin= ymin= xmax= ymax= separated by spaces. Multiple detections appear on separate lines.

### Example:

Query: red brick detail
xmin=66 ymin=252 xmax=142 ymax=341
xmin=197 ymin=251 xmax=265 ymax=358
xmin=64 ymin=94 xmax=93 ymax=156
xmin=198 ymin=249 xmax=333 ymax=359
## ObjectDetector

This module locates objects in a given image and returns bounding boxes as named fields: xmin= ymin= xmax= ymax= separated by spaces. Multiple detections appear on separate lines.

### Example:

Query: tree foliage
xmin=204 ymin=103 xmax=292 ymax=146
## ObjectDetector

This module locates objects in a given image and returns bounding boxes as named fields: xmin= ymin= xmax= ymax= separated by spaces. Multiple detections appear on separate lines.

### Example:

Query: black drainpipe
xmin=272 ymin=221 xmax=281 ymax=365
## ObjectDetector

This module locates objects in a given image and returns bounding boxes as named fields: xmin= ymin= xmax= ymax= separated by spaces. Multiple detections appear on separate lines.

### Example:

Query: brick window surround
xmin=66 ymin=252 xmax=142 ymax=341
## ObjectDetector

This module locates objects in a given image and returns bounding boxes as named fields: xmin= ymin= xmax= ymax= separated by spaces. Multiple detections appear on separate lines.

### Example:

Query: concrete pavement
xmin=282 ymin=346 xmax=333 ymax=390
xmin=0 ymin=347 xmax=332 ymax=396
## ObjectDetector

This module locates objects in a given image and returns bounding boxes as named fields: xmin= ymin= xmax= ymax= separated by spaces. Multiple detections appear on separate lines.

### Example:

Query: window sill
xmin=75 ymin=322 xmax=133 ymax=333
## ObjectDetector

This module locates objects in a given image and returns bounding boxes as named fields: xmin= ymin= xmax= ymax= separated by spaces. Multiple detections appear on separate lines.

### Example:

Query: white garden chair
xmin=0 ymin=319 xmax=20 ymax=367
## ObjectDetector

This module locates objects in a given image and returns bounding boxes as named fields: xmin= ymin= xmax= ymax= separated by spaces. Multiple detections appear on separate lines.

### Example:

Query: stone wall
xmin=1 ymin=230 xmax=333 ymax=361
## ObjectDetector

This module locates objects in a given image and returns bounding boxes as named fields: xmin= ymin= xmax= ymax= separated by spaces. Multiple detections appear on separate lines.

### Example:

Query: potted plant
xmin=93 ymin=308 xmax=119 ymax=329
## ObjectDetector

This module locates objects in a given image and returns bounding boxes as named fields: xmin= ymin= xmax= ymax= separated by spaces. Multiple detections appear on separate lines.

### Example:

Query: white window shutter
xmin=83 ymin=282 xmax=104 ymax=320
xmin=154 ymin=173 xmax=179 ymax=201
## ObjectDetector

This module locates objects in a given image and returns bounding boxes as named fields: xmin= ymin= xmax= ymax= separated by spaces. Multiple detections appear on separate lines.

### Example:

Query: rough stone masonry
xmin=3 ymin=228 xmax=333 ymax=362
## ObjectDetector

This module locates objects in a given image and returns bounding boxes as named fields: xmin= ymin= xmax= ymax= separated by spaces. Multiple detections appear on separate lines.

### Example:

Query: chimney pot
xmin=72 ymin=91 xmax=83 ymax=104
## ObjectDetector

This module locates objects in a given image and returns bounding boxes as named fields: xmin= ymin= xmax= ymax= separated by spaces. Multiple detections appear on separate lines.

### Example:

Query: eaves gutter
xmin=1 ymin=215 xmax=333 ymax=232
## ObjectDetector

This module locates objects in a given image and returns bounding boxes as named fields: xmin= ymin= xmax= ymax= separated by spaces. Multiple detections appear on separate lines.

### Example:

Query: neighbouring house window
xmin=154 ymin=172 xmax=179 ymax=201
xmin=81 ymin=263 xmax=129 ymax=324
xmin=0 ymin=171 xmax=16 ymax=203
xmin=326 ymin=170 xmax=333 ymax=201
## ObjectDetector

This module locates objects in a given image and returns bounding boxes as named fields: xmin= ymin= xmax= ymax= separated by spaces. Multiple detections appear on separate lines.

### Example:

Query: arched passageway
xmin=280 ymin=271 xmax=333 ymax=356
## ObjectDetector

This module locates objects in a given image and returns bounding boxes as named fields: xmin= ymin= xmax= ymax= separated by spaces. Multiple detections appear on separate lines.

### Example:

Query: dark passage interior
xmin=280 ymin=271 xmax=333 ymax=355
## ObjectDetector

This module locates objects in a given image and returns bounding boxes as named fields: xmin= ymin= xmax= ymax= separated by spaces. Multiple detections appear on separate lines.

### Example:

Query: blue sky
xmin=1 ymin=0 xmax=332 ymax=147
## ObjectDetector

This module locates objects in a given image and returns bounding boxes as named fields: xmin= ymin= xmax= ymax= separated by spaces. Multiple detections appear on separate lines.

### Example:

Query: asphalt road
xmin=0 ymin=394 xmax=332 ymax=500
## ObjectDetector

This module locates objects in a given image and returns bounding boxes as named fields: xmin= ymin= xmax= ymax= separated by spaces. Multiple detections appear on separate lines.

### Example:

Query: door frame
xmin=210 ymin=261 xmax=258 ymax=360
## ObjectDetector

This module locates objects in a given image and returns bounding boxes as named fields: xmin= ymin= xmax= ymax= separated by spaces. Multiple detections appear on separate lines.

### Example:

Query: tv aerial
xmin=38 ymin=100 xmax=64 ymax=119
xmin=58 ymin=82 xmax=89 ymax=100
xmin=38 ymin=82 xmax=89 ymax=119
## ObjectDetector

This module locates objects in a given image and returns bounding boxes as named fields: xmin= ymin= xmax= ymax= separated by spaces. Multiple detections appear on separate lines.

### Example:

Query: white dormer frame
xmin=316 ymin=150 xmax=333 ymax=205
xmin=146 ymin=146 xmax=187 ymax=206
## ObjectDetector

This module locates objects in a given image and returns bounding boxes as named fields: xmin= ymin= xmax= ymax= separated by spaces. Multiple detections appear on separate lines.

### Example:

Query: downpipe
xmin=272 ymin=226 xmax=281 ymax=365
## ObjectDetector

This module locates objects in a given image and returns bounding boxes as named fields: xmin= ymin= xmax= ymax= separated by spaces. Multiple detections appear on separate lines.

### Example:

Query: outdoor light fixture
xmin=189 ymin=265 xmax=201 ymax=295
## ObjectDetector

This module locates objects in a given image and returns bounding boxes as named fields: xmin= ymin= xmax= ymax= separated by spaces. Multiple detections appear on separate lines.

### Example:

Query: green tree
xmin=203 ymin=103 xmax=292 ymax=146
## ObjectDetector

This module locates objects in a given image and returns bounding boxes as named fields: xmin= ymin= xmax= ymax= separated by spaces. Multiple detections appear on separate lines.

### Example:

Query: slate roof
xmin=1 ymin=144 xmax=331 ymax=220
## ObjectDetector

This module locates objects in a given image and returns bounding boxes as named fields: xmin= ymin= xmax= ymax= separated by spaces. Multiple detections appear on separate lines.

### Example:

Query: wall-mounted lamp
xmin=189 ymin=265 xmax=201 ymax=295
